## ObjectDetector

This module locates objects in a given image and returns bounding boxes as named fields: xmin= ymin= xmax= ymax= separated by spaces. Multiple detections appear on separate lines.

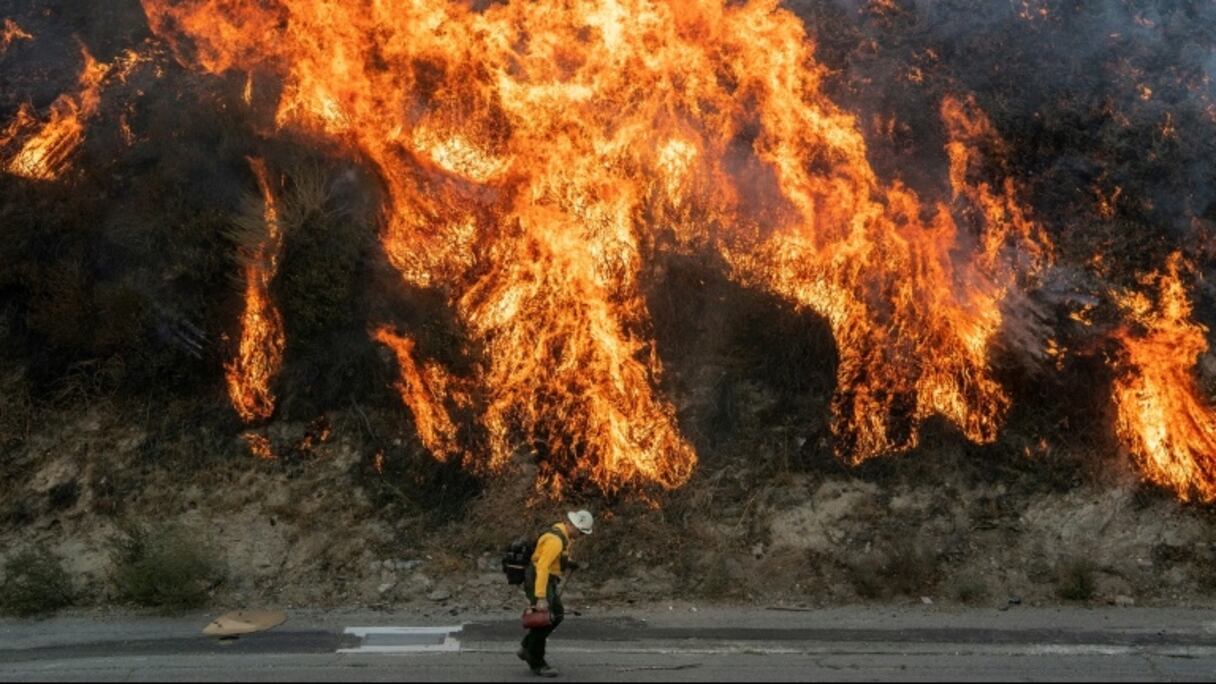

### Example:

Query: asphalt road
xmin=3 ymin=605 xmax=1216 ymax=681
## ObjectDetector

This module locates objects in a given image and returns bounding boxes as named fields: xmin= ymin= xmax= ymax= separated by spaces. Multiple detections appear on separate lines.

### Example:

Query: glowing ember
xmin=0 ymin=106 xmax=35 ymax=151
xmin=139 ymin=0 xmax=1063 ymax=494
xmin=0 ymin=18 xmax=32 ymax=55
xmin=243 ymin=72 xmax=253 ymax=106
xmin=293 ymin=416 xmax=333 ymax=456
xmin=1112 ymin=254 xmax=1216 ymax=503
xmin=242 ymin=432 xmax=275 ymax=460
xmin=225 ymin=157 xmax=286 ymax=424
xmin=119 ymin=112 xmax=136 ymax=146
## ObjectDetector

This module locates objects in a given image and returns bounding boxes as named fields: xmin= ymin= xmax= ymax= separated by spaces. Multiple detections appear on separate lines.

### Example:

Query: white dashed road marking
xmin=338 ymin=626 xmax=464 ymax=654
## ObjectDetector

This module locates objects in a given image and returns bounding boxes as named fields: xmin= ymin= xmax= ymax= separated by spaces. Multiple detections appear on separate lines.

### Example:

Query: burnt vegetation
xmin=1 ymin=0 xmax=1215 ymax=612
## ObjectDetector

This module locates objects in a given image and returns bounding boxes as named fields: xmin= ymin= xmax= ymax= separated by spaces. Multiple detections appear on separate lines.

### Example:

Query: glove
xmin=533 ymin=598 xmax=549 ymax=611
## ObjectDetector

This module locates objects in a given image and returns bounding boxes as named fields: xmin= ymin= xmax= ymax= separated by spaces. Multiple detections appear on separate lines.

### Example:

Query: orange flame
xmin=142 ymin=0 xmax=1052 ymax=493
xmin=372 ymin=328 xmax=465 ymax=463
xmin=2 ymin=46 xmax=149 ymax=178
xmin=0 ymin=105 xmax=35 ymax=151
xmin=1112 ymin=254 xmax=1216 ymax=503
xmin=225 ymin=157 xmax=286 ymax=423
xmin=242 ymin=432 xmax=275 ymax=460
xmin=5 ymin=46 xmax=109 ymax=180
xmin=0 ymin=18 xmax=32 ymax=55
xmin=715 ymin=94 xmax=1051 ymax=463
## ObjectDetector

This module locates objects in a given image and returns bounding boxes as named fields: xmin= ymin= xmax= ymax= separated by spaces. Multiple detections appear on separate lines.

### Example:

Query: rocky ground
xmin=4 ymin=394 xmax=1216 ymax=618
xmin=3 ymin=0 xmax=1216 ymax=623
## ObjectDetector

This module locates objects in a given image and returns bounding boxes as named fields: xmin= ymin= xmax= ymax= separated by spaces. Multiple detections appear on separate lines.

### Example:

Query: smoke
xmin=804 ymin=0 xmax=1216 ymax=240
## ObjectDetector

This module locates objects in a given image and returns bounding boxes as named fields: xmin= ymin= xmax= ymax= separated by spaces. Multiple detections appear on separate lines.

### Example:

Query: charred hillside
xmin=1 ymin=0 xmax=1216 ymax=613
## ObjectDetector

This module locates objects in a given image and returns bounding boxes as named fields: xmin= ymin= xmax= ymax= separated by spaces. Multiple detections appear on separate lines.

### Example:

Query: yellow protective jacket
xmin=531 ymin=522 xmax=572 ymax=599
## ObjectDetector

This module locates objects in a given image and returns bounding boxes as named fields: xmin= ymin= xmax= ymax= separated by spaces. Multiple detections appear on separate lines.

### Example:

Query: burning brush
xmin=3 ymin=0 xmax=1214 ymax=504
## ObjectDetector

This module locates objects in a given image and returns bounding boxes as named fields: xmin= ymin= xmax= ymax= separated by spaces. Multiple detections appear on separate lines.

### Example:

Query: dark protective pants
xmin=521 ymin=567 xmax=564 ymax=668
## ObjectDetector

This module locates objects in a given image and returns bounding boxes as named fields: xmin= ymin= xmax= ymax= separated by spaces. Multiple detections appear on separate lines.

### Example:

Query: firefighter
xmin=517 ymin=509 xmax=593 ymax=677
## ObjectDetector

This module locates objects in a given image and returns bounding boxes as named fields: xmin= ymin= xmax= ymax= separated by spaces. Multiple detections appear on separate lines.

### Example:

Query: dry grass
xmin=441 ymin=467 xmax=549 ymax=559
xmin=949 ymin=573 xmax=990 ymax=605
xmin=847 ymin=537 xmax=940 ymax=600
xmin=0 ymin=547 xmax=74 ymax=617
xmin=1196 ymin=561 xmax=1216 ymax=597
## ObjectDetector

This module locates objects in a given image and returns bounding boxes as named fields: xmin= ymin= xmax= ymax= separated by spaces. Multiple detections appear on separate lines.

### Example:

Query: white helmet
xmin=566 ymin=509 xmax=594 ymax=535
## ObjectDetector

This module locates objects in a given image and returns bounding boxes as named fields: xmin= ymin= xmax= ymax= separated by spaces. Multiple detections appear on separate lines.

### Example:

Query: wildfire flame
xmin=225 ymin=157 xmax=286 ymax=424
xmin=0 ymin=18 xmax=32 ymax=55
xmin=372 ymin=328 xmax=466 ymax=463
xmin=140 ymin=0 xmax=1062 ymax=494
xmin=714 ymin=93 xmax=1052 ymax=463
xmin=2 ymin=44 xmax=149 ymax=180
xmin=242 ymin=432 xmax=275 ymax=460
xmin=5 ymin=46 xmax=109 ymax=180
xmin=1112 ymin=254 xmax=1216 ymax=503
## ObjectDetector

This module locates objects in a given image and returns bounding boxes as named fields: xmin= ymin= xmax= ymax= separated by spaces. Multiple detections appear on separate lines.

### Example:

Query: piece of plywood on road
xmin=202 ymin=610 xmax=288 ymax=637
xmin=339 ymin=626 xmax=463 ymax=654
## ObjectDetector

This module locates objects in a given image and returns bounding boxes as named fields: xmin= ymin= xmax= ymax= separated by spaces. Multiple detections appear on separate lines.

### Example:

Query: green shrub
xmin=0 ymin=371 xmax=34 ymax=450
xmin=951 ymin=574 xmax=989 ymax=605
xmin=848 ymin=552 xmax=888 ymax=599
xmin=1056 ymin=558 xmax=1097 ymax=602
xmin=0 ymin=548 xmax=75 ymax=617
xmin=693 ymin=556 xmax=736 ymax=598
xmin=1197 ymin=565 xmax=1216 ymax=596
xmin=847 ymin=538 xmax=939 ymax=600
xmin=110 ymin=524 xmax=225 ymax=610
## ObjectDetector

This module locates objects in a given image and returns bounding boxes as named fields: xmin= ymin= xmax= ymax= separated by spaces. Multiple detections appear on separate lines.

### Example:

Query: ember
xmin=242 ymin=432 xmax=275 ymax=461
xmin=0 ymin=18 xmax=31 ymax=55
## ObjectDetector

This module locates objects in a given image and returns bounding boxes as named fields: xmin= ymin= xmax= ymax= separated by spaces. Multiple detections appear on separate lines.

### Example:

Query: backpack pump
xmin=502 ymin=524 xmax=568 ymax=585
